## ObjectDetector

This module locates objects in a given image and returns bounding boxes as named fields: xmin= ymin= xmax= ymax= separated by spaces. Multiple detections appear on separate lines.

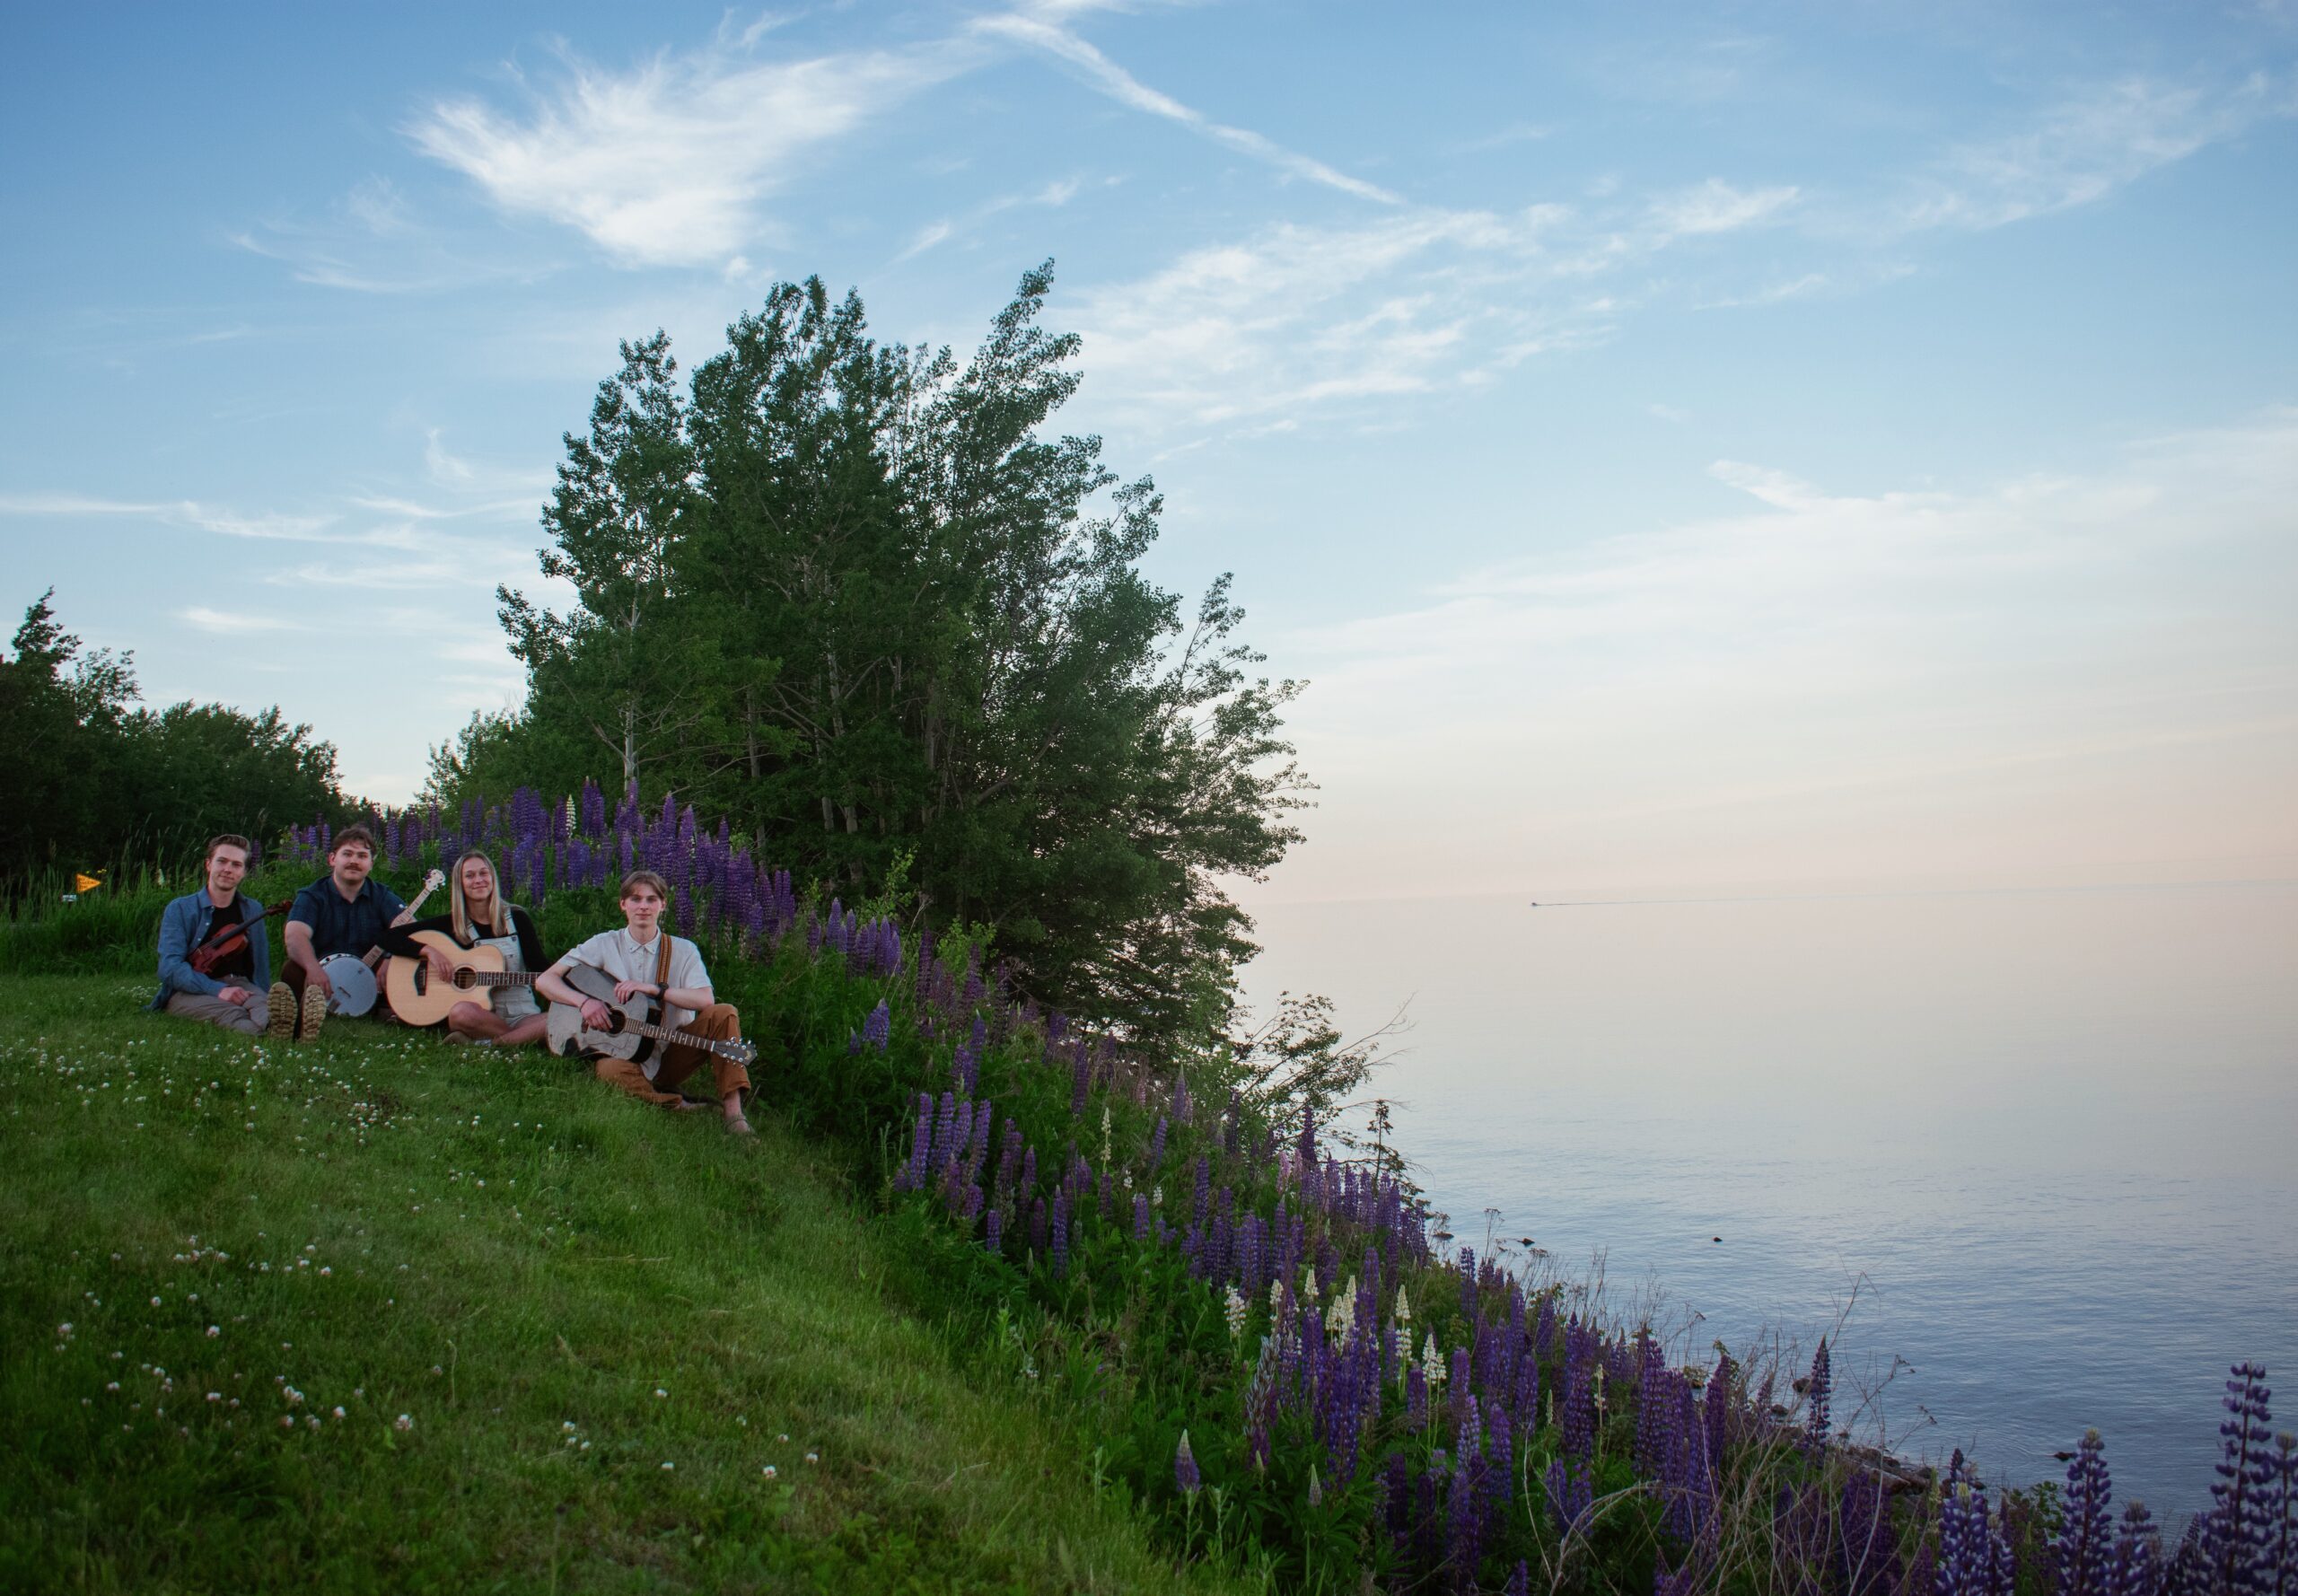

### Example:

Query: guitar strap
xmin=655 ymin=930 xmax=674 ymax=1000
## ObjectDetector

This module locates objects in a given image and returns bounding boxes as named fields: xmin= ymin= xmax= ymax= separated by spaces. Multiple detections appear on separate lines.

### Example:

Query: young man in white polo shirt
xmin=535 ymin=869 xmax=753 ymax=1136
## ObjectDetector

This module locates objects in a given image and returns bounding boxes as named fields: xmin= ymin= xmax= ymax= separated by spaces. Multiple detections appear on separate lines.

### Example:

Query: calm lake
xmin=1239 ymin=881 xmax=2298 ymax=1519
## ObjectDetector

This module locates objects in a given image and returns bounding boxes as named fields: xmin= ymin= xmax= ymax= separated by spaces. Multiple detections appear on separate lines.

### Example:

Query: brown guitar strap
xmin=655 ymin=930 xmax=673 ymax=995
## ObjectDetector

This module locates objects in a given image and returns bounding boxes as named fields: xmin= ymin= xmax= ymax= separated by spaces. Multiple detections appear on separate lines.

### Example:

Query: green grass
xmin=0 ymin=973 xmax=1256 ymax=1594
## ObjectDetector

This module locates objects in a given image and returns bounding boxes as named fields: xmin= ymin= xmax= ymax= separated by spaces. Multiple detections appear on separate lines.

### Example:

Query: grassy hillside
xmin=0 ymin=971 xmax=1254 ymax=1594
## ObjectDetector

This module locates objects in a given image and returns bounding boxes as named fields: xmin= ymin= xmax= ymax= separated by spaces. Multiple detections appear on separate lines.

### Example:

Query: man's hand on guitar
xmin=581 ymin=997 xmax=615 ymax=1031
xmin=612 ymin=979 xmax=658 ymax=1004
xmin=218 ymin=986 xmax=250 ymax=1005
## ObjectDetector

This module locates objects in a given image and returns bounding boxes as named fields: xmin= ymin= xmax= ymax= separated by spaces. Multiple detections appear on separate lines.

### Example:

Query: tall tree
xmin=483 ymin=267 xmax=1311 ymax=1039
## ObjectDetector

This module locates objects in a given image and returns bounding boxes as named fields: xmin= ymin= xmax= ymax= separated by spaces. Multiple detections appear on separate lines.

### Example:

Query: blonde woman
xmin=376 ymin=850 xmax=550 ymax=1047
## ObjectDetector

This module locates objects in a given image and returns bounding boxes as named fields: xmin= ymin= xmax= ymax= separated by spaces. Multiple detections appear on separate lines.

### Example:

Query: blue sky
xmin=3 ymin=1 xmax=2293 ymax=899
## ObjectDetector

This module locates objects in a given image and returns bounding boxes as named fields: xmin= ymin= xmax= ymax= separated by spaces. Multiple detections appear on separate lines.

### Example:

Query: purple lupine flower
xmin=1295 ymin=1101 xmax=1316 ymax=1168
xmin=1504 ymin=1562 xmax=1531 ymax=1596
xmin=1806 ymin=1337 xmax=1833 ymax=1452
xmin=984 ymin=1207 xmax=1002 ymax=1251
xmin=1561 ymin=1334 xmax=1595 ymax=1461
xmin=2055 ymin=1429 xmax=2116 ymax=1596
xmin=1049 ymin=1189 xmax=1070 ymax=1277
xmin=1447 ymin=1412 xmax=1487 ymax=1582
xmin=2109 ymin=1500 xmax=2161 ymax=1596
xmin=1147 ymin=1114 xmax=1168 ymax=1173
xmin=1935 ymin=1464 xmax=2014 ymax=1596
xmin=1133 ymin=1193 xmax=1152 ymax=1242
xmin=1069 ymin=1040 xmax=1092 ymax=1118
xmin=1545 ymin=1457 xmax=1593 ymax=1537
xmin=900 ymin=1093 xmax=933 ymax=1191
xmin=2200 ymin=1361 xmax=2276 ymax=1593
xmin=1174 ymin=1430 xmax=1201 ymax=1496
xmin=863 ymin=1000 xmax=891 ymax=1053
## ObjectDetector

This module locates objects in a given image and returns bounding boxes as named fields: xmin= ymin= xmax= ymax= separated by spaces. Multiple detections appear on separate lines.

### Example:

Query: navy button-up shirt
xmin=287 ymin=873 xmax=408 ymax=961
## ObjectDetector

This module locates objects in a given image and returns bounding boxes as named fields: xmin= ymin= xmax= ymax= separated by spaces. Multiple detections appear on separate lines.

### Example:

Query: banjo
xmin=383 ymin=931 xmax=546 ymax=1029
xmin=320 ymin=868 xmax=445 ymax=1018
xmin=544 ymin=961 xmax=757 ymax=1069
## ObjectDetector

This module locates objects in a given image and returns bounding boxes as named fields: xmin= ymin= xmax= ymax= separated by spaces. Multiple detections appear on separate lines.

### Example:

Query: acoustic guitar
xmin=544 ymin=962 xmax=757 ymax=1069
xmin=383 ymin=930 xmax=547 ymax=1029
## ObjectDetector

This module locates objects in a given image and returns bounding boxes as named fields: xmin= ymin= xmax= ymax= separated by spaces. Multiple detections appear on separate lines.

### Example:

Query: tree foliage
xmin=0 ymin=589 xmax=348 ymax=890
xmin=477 ymin=266 xmax=1310 ymax=1037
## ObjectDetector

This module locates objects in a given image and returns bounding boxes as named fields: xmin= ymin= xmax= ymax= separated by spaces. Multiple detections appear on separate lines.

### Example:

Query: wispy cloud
xmin=1890 ymin=72 xmax=2295 ymax=233
xmin=974 ymin=12 xmax=1400 ymax=204
xmin=407 ymin=38 xmax=977 ymax=268
xmin=1648 ymin=178 xmax=1799 ymax=238
xmin=0 ymin=493 xmax=338 ymax=541
xmin=179 ymin=607 xmax=308 ymax=634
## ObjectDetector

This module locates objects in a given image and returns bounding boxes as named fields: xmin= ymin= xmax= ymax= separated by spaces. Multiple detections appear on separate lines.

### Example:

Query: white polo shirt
xmin=562 ymin=927 xmax=711 ymax=1032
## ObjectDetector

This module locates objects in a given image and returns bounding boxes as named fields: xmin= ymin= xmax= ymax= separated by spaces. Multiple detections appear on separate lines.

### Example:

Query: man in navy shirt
xmin=284 ymin=825 xmax=408 ymax=1039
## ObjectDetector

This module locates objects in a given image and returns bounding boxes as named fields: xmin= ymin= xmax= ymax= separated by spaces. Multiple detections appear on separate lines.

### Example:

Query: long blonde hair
xmin=449 ymin=850 xmax=513 ymax=943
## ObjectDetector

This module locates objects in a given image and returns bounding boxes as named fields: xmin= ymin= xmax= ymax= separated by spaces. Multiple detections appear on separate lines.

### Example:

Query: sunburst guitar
xmin=383 ymin=930 xmax=547 ymax=1029
xmin=544 ymin=961 xmax=757 ymax=1069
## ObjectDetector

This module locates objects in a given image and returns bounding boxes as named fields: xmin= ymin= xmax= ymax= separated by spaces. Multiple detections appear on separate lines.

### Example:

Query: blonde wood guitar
xmin=382 ymin=929 xmax=546 ymax=1029
xmin=543 ymin=962 xmax=756 ymax=1069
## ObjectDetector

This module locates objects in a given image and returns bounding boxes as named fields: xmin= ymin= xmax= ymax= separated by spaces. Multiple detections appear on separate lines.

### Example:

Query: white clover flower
xmin=563 ymin=1421 xmax=577 ymax=1433
xmin=395 ymin=1414 xmax=413 ymax=1432
xmin=762 ymin=1464 xmax=777 ymax=1478
xmin=332 ymin=1407 xmax=346 ymax=1420
xmin=661 ymin=1461 xmax=674 ymax=1471
xmin=805 ymin=1451 xmax=820 ymax=1465
xmin=654 ymin=1388 xmax=667 ymax=1399
xmin=207 ymin=1326 xmax=220 ymax=1338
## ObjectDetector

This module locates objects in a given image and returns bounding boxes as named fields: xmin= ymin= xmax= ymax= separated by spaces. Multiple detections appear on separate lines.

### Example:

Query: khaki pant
xmin=163 ymin=988 xmax=269 ymax=1036
xmin=593 ymin=1004 xmax=750 ymax=1106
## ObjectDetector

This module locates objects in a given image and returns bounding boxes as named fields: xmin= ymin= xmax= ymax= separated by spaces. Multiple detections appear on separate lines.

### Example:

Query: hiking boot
xmin=266 ymin=983 xmax=296 ymax=1039
xmin=297 ymin=985 xmax=328 ymax=1043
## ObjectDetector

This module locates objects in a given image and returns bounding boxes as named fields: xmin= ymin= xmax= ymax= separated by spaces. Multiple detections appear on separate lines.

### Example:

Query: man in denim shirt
xmin=284 ymin=825 xmax=408 ymax=1039
xmin=151 ymin=834 xmax=293 ymax=1038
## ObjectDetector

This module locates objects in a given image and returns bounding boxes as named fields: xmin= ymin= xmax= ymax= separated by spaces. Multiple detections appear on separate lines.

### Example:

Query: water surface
xmin=1240 ymin=881 xmax=2298 ymax=1518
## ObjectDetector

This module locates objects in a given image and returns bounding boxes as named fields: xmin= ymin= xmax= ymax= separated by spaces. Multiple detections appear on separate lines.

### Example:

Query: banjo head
xmin=320 ymin=954 xmax=378 ymax=1016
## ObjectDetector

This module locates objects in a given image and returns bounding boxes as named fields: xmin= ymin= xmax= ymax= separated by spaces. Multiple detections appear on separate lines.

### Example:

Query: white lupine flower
xmin=1224 ymin=1285 xmax=1249 ymax=1339
xmin=1422 ymin=1332 xmax=1446 ymax=1387
xmin=1302 ymin=1267 xmax=1318 ymax=1302
xmin=1151 ymin=1185 xmax=1163 ymax=1208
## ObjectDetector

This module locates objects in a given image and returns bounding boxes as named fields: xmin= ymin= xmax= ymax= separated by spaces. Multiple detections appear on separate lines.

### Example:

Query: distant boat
xmin=1528 ymin=900 xmax=1539 ymax=908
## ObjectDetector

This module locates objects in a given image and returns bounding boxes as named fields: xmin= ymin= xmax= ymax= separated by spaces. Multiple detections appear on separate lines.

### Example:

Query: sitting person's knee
xmin=448 ymin=1002 xmax=486 ymax=1030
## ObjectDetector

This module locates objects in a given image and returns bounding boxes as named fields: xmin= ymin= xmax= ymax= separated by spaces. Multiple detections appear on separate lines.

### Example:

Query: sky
xmin=2 ymin=1 xmax=2293 ymax=902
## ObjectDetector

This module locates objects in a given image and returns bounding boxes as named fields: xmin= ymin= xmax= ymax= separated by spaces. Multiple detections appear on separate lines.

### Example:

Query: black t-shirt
xmin=197 ymin=894 xmax=257 ymax=982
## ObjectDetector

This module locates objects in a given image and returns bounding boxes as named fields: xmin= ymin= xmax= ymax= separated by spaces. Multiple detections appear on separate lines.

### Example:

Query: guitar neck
xmin=617 ymin=1017 xmax=744 ymax=1058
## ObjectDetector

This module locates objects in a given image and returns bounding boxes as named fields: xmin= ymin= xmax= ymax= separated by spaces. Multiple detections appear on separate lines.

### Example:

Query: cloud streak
xmin=972 ymin=13 xmax=1401 ymax=204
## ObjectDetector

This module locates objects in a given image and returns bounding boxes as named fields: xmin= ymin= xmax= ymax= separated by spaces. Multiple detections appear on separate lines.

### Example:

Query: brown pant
xmin=162 ymin=988 xmax=270 ymax=1035
xmin=593 ymin=1004 xmax=750 ymax=1107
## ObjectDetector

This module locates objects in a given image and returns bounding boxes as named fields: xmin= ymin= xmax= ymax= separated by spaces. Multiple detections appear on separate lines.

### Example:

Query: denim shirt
xmin=287 ymin=873 xmax=407 ymax=962
xmin=150 ymin=890 xmax=272 ymax=1010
